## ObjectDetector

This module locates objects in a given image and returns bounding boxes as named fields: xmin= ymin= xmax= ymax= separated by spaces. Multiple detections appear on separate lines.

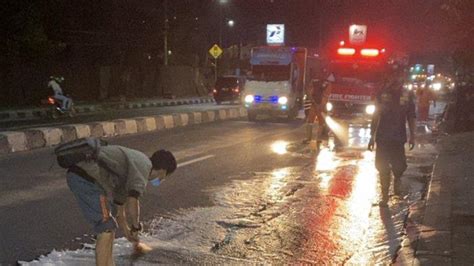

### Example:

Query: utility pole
xmin=218 ymin=4 xmax=223 ymax=47
xmin=318 ymin=0 xmax=323 ymax=53
xmin=164 ymin=0 xmax=169 ymax=66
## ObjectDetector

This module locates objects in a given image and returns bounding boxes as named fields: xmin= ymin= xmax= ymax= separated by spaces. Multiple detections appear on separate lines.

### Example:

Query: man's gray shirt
xmin=77 ymin=145 xmax=152 ymax=204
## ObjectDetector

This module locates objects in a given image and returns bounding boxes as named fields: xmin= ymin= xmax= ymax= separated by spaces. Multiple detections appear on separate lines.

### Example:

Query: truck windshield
xmin=249 ymin=65 xmax=290 ymax=82
xmin=216 ymin=77 xmax=238 ymax=88
xmin=331 ymin=62 xmax=384 ymax=86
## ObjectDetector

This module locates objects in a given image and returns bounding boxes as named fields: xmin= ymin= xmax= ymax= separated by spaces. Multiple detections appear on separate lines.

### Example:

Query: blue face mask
xmin=150 ymin=178 xmax=161 ymax=187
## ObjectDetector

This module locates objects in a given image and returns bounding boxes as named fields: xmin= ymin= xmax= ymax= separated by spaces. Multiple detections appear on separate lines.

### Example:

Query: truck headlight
xmin=326 ymin=102 xmax=333 ymax=111
xmin=244 ymin=95 xmax=254 ymax=103
xmin=278 ymin=96 xmax=288 ymax=105
xmin=366 ymin=104 xmax=375 ymax=115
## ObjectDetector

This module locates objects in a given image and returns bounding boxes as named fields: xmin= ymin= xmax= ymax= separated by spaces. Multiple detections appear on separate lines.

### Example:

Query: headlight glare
xmin=278 ymin=96 xmax=288 ymax=105
xmin=366 ymin=104 xmax=376 ymax=115
xmin=244 ymin=95 xmax=254 ymax=103
xmin=326 ymin=102 xmax=333 ymax=111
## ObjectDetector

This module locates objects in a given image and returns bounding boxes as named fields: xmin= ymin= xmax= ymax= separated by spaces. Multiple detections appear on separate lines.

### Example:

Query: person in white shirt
xmin=48 ymin=76 xmax=71 ymax=110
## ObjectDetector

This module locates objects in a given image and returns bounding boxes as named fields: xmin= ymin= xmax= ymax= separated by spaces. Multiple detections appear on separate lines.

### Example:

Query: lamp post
xmin=164 ymin=0 xmax=169 ymax=66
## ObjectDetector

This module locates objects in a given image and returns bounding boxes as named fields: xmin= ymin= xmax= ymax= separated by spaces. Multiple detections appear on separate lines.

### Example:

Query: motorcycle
xmin=46 ymin=96 xmax=76 ymax=119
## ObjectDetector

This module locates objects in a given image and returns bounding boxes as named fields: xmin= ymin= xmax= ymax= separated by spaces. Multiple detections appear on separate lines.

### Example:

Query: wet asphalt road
xmin=0 ymin=114 xmax=437 ymax=265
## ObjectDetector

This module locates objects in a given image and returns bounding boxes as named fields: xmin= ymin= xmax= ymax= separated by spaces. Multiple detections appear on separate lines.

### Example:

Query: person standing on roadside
xmin=416 ymin=83 xmax=436 ymax=122
xmin=303 ymin=72 xmax=335 ymax=145
xmin=65 ymin=145 xmax=177 ymax=265
xmin=368 ymin=63 xmax=416 ymax=207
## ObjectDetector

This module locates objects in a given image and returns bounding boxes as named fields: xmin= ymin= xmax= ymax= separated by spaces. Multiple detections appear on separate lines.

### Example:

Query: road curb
xmin=0 ymin=106 xmax=246 ymax=155
xmin=0 ymin=97 xmax=215 ymax=122
xmin=414 ymin=154 xmax=453 ymax=264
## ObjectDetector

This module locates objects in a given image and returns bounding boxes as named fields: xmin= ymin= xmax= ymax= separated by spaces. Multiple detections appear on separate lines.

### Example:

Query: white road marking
xmin=177 ymin=154 xmax=215 ymax=168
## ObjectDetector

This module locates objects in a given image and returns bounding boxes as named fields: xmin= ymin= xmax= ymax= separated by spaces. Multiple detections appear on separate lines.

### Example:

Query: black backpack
xmin=55 ymin=138 xmax=108 ymax=169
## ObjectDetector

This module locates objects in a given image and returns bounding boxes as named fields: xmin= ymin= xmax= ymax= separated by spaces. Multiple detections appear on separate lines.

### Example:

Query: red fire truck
xmin=325 ymin=38 xmax=389 ymax=120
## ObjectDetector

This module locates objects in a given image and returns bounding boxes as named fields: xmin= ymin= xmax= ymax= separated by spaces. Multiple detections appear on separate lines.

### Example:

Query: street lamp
xmin=227 ymin=19 xmax=235 ymax=27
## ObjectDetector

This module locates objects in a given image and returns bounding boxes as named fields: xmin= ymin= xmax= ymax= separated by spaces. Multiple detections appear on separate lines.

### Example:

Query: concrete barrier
xmin=89 ymin=123 xmax=105 ymax=138
xmin=204 ymin=111 xmax=216 ymax=122
xmin=0 ymin=106 xmax=245 ymax=155
xmin=60 ymin=126 xmax=78 ymax=143
xmin=0 ymin=135 xmax=9 ymax=154
xmin=71 ymin=124 xmax=91 ymax=139
xmin=191 ymin=112 xmax=203 ymax=124
xmin=239 ymin=108 xmax=247 ymax=117
xmin=25 ymin=129 xmax=46 ymax=149
xmin=160 ymin=115 xmax=174 ymax=129
xmin=136 ymin=117 xmax=157 ymax=132
xmin=172 ymin=114 xmax=182 ymax=127
xmin=33 ymin=128 xmax=62 ymax=146
xmin=218 ymin=109 xmax=227 ymax=120
xmin=180 ymin=113 xmax=189 ymax=126
xmin=0 ymin=132 xmax=28 ymax=152
xmin=123 ymin=119 xmax=138 ymax=134
xmin=101 ymin=122 xmax=116 ymax=137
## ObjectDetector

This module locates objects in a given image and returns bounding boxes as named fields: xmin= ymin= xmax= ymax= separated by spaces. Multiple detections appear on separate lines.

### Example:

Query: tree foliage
xmin=440 ymin=0 xmax=474 ymax=78
xmin=1 ymin=0 xmax=63 ymax=62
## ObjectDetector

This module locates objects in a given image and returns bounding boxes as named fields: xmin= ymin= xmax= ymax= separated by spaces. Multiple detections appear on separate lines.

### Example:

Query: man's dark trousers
xmin=375 ymin=141 xmax=407 ymax=199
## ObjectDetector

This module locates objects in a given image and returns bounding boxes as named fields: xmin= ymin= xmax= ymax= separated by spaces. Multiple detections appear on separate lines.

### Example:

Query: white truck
xmin=243 ymin=46 xmax=308 ymax=121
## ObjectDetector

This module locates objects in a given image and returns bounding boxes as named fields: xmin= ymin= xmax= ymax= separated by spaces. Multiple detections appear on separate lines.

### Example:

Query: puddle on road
xmin=141 ymin=147 xmax=404 ymax=264
xmin=22 ymin=129 xmax=438 ymax=265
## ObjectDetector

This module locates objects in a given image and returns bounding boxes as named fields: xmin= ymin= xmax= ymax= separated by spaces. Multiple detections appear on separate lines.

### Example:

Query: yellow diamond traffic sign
xmin=209 ymin=44 xmax=223 ymax=59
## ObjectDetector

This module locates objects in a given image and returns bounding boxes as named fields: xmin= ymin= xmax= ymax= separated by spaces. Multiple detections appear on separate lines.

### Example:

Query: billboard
xmin=427 ymin=64 xmax=435 ymax=75
xmin=266 ymin=24 xmax=285 ymax=45
xmin=349 ymin=24 xmax=367 ymax=45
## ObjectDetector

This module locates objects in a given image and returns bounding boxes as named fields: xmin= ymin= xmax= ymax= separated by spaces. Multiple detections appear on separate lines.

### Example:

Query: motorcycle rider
xmin=48 ymin=76 xmax=72 ymax=111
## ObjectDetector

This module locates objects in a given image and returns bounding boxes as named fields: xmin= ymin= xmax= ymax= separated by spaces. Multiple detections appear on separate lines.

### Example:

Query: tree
xmin=440 ymin=0 xmax=474 ymax=80
xmin=0 ymin=0 xmax=64 ymax=106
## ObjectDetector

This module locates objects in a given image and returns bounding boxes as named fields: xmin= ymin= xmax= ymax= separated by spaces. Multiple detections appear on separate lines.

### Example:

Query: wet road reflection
xmin=26 ymin=124 xmax=424 ymax=265
xmin=271 ymin=140 xmax=289 ymax=155
xmin=185 ymin=124 xmax=405 ymax=264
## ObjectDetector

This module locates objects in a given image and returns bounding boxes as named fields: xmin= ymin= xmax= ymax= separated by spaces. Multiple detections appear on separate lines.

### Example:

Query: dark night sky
xmin=222 ymin=0 xmax=452 ymax=58
xmin=13 ymin=0 xmax=458 ymax=65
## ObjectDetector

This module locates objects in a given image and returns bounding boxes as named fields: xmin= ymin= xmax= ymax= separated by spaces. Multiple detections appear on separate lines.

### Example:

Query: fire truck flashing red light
xmin=360 ymin=48 xmax=379 ymax=57
xmin=337 ymin=47 xmax=356 ymax=55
